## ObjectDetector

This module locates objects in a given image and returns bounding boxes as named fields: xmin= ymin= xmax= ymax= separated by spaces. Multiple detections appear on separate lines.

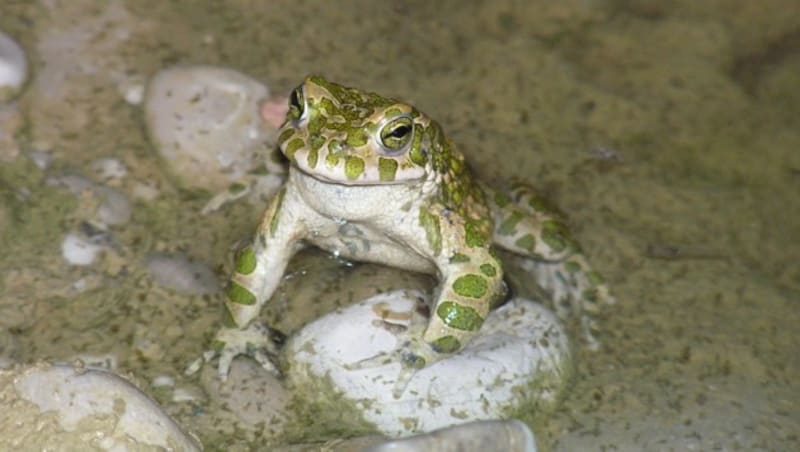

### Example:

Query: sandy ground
xmin=1 ymin=0 xmax=798 ymax=450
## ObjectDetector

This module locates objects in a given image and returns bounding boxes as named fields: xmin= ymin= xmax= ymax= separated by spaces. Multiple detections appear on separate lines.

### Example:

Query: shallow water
xmin=1 ymin=0 xmax=798 ymax=450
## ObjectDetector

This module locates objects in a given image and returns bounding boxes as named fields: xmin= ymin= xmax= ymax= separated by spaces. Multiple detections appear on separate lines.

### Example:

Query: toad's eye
xmin=287 ymin=86 xmax=305 ymax=121
xmin=379 ymin=116 xmax=413 ymax=152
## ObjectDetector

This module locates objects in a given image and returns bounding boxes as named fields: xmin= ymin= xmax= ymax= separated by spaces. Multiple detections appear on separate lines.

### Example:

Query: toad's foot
xmin=344 ymin=308 xmax=444 ymax=399
xmin=346 ymin=338 xmax=442 ymax=399
xmin=520 ymin=254 xmax=614 ymax=350
xmin=185 ymin=322 xmax=285 ymax=381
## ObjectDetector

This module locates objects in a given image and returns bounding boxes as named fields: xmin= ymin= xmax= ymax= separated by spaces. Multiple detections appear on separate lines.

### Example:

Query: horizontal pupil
xmin=389 ymin=125 xmax=409 ymax=137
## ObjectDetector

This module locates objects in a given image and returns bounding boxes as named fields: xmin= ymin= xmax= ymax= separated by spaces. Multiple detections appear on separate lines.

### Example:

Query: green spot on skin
xmin=465 ymin=220 xmax=486 ymax=248
xmin=528 ymin=194 xmax=549 ymax=212
xmin=541 ymin=220 xmax=573 ymax=252
xmin=309 ymin=134 xmax=326 ymax=151
xmin=306 ymin=147 xmax=319 ymax=168
xmin=452 ymin=274 xmax=488 ymax=299
xmin=514 ymin=233 xmax=536 ymax=252
xmin=582 ymin=288 xmax=599 ymax=303
xmin=326 ymin=143 xmax=343 ymax=166
xmin=222 ymin=306 xmax=237 ymax=328
xmin=378 ymin=157 xmax=398 ymax=181
xmin=498 ymin=211 xmax=524 ymax=235
xmin=269 ymin=188 xmax=286 ymax=236
xmin=211 ymin=339 xmax=226 ymax=352
xmin=419 ymin=207 xmax=442 ymax=256
xmin=587 ymin=270 xmax=605 ymax=286
xmin=346 ymin=128 xmax=368 ymax=147
xmin=345 ymin=156 xmax=365 ymax=180
xmin=431 ymin=335 xmax=461 ymax=354
xmin=494 ymin=191 xmax=511 ymax=208
xmin=250 ymin=166 xmax=269 ymax=176
xmin=226 ymin=281 xmax=256 ymax=305
xmin=235 ymin=247 xmax=256 ymax=275
xmin=565 ymin=260 xmax=581 ymax=273
xmin=318 ymin=97 xmax=336 ymax=115
xmin=437 ymin=301 xmax=485 ymax=331
xmin=307 ymin=113 xmax=326 ymax=134
xmin=479 ymin=263 xmax=497 ymax=277
xmin=284 ymin=137 xmax=305 ymax=159
xmin=450 ymin=253 xmax=471 ymax=263
xmin=403 ymin=354 xmax=426 ymax=369
xmin=383 ymin=107 xmax=403 ymax=119
xmin=408 ymin=127 xmax=426 ymax=166
xmin=277 ymin=128 xmax=294 ymax=146
xmin=228 ymin=182 xmax=247 ymax=194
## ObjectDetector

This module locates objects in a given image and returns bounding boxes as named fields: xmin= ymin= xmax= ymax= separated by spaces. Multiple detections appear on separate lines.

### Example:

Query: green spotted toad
xmin=204 ymin=75 xmax=613 ymax=394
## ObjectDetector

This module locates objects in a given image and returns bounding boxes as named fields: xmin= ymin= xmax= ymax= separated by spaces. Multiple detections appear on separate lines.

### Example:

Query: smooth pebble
xmin=0 ymin=31 xmax=27 ymax=101
xmin=90 ymin=157 xmax=128 ymax=184
xmin=61 ymin=232 xmax=104 ymax=266
xmin=366 ymin=419 xmax=537 ymax=452
xmin=144 ymin=65 xmax=276 ymax=192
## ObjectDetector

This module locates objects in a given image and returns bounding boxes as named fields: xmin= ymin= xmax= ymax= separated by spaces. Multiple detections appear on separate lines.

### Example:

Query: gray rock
xmin=144 ymin=65 xmax=276 ymax=192
xmin=0 ymin=31 xmax=27 ymax=101
xmin=0 ymin=362 xmax=201 ymax=451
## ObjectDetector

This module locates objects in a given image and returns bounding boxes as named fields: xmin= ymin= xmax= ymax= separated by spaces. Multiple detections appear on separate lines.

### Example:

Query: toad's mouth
xmin=290 ymin=154 xmax=426 ymax=187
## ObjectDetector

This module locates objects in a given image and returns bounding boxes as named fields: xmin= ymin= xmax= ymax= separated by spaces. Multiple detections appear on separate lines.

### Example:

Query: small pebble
xmin=172 ymin=387 xmax=203 ymax=403
xmin=61 ymin=232 xmax=104 ymax=266
xmin=90 ymin=157 xmax=128 ymax=184
xmin=152 ymin=375 xmax=175 ymax=388
xmin=0 ymin=31 xmax=27 ymax=100
xmin=120 ymin=80 xmax=144 ymax=105
xmin=94 ymin=186 xmax=131 ymax=226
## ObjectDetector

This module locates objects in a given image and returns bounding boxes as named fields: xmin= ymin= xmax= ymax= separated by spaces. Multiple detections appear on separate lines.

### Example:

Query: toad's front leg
xmin=349 ymin=210 xmax=506 ymax=397
xmin=189 ymin=186 xmax=307 ymax=380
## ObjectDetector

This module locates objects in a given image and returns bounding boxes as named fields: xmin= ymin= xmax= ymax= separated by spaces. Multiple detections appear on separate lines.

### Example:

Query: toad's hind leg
xmin=482 ymin=181 xmax=614 ymax=349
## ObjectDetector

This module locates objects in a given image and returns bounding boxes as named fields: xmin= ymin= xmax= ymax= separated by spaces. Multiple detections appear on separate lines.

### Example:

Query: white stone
xmin=367 ymin=419 xmax=537 ymax=452
xmin=90 ymin=157 xmax=128 ymax=183
xmin=121 ymin=80 xmax=145 ymax=105
xmin=61 ymin=232 xmax=103 ymax=266
xmin=143 ymin=65 xmax=276 ymax=192
xmin=1 ymin=362 xmax=201 ymax=451
xmin=152 ymin=375 xmax=175 ymax=388
xmin=172 ymin=386 xmax=203 ymax=403
xmin=286 ymin=290 xmax=572 ymax=437
xmin=0 ymin=31 xmax=27 ymax=100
